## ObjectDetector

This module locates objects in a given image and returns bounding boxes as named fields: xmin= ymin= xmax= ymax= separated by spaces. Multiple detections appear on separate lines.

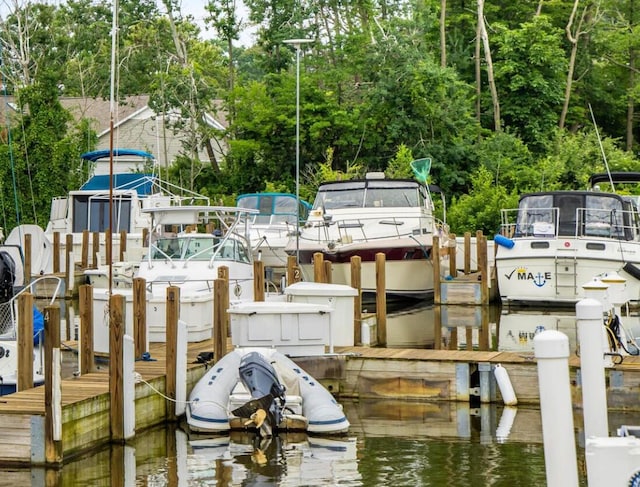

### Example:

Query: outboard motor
xmin=232 ymin=351 xmax=287 ymax=436
xmin=0 ymin=251 xmax=15 ymax=303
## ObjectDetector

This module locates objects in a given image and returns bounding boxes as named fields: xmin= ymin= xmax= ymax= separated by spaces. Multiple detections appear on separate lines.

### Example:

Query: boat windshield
xmin=515 ymin=192 xmax=633 ymax=239
xmin=151 ymin=236 xmax=251 ymax=263
xmin=313 ymin=180 xmax=422 ymax=209
xmin=237 ymin=194 xmax=309 ymax=224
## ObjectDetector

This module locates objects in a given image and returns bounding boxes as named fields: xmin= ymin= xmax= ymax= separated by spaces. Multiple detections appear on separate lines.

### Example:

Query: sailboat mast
xmin=108 ymin=0 xmax=118 ymax=295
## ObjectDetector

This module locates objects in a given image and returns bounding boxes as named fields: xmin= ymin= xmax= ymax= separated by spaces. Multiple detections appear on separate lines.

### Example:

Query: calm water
xmin=6 ymin=400 xmax=602 ymax=486
xmin=9 ymin=300 xmax=640 ymax=485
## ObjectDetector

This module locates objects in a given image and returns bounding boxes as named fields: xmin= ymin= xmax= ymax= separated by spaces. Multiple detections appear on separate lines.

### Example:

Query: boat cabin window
xmin=72 ymin=194 xmax=132 ymax=233
xmin=152 ymin=236 xmax=251 ymax=263
xmin=313 ymin=180 xmax=423 ymax=210
xmin=237 ymin=194 xmax=307 ymax=225
xmin=516 ymin=193 xmax=631 ymax=239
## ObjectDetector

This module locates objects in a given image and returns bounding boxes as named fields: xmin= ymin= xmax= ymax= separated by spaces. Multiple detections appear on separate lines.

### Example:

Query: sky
xmin=160 ymin=0 xmax=256 ymax=46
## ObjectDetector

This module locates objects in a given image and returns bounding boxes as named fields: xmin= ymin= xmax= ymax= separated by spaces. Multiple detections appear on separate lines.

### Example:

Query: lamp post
xmin=283 ymin=38 xmax=313 ymax=264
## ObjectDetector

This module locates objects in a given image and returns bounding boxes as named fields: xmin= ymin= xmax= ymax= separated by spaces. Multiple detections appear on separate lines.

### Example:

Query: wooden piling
xmin=463 ymin=232 xmax=471 ymax=274
xmin=133 ymin=277 xmax=147 ymax=358
xmin=287 ymin=255 xmax=301 ymax=285
xmin=313 ymin=252 xmax=325 ymax=283
xmin=213 ymin=279 xmax=227 ymax=361
xmin=65 ymin=234 xmax=73 ymax=297
xmin=477 ymin=231 xmax=489 ymax=304
xmin=375 ymin=252 xmax=387 ymax=346
xmin=109 ymin=294 xmax=125 ymax=442
xmin=448 ymin=233 xmax=457 ymax=277
xmin=24 ymin=233 xmax=31 ymax=285
xmin=217 ymin=267 xmax=230 ymax=334
xmin=165 ymin=286 xmax=179 ymax=422
xmin=432 ymin=235 xmax=441 ymax=304
xmin=119 ymin=230 xmax=127 ymax=262
xmin=350 ymin=256 xmax=362 ymax=345
xmin=81 ymin=230 xmax=89 ymax=269
xmin=78 ymin=284 xmax=94 ymax=375
xmin=142 ymin=227 xmax=149 ymax=248
xmin=17 ymin=292 xmax=34 ymax=392
xmin=44 ymin=304 xmax=62 ymax=463
xmin=92 ymin=231 xmax=99 ymax=268
xmin=53 ymin=232 xmax=60 ymax=274
xmin=253 ymin=261 xmax=265 ymax=302
xmin=323 ymin=260 xmax=332 ymax=284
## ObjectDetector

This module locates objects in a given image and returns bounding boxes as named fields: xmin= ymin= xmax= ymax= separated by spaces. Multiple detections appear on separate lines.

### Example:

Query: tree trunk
xmin=559 ymin=0 xmax=581 ymax=130
xmin=478 ymin=0 xmax=501 ymax=131
xmin=440 ymin=0 xmax=447 ymax=67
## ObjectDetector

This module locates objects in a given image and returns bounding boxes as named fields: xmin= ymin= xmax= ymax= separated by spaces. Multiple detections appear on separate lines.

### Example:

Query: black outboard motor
xmin=0 ymin=251 xmax=16 ymax=303
xmin=232 ymin=351 xmax=287 ymax=436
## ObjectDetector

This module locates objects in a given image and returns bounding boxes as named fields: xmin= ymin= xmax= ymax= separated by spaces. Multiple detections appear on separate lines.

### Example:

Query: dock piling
xmin=17 ymin=292 xmax=34 ymax=392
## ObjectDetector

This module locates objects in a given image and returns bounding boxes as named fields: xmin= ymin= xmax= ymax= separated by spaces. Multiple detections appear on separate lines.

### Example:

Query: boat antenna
xmin=589 ymin=103 xmax=615 ymax=193
xmin=108 ymin=0 xmax=119 ymax=295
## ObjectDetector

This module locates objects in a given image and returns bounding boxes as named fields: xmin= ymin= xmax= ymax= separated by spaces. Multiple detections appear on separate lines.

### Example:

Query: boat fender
xmin=494 ymin=364 xmax=518 ymax=406
xmin=623 ymin=262 xmax=640 ymax=281
xmin=494 ymin=234 xmax=515 ymax=250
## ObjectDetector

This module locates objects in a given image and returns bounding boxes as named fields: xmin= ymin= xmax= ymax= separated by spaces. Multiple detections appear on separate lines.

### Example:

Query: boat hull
xmin=297 ymin=239 xmax=436 ymax=301
xmin=496 ymin=236 xmax=640 ymax=306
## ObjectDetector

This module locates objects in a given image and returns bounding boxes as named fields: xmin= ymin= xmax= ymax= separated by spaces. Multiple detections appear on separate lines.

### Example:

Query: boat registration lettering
xmin=505 ymin=267 xmax=552 ymax=287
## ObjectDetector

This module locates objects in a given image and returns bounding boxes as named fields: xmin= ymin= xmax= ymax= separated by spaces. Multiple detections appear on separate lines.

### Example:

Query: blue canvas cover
xmin=80 ymin=173 xmax=155 ymax=196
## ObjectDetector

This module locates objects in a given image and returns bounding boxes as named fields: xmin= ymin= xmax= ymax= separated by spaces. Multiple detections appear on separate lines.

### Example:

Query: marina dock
xmin=2 ymin=337 xmax=640 ymax=466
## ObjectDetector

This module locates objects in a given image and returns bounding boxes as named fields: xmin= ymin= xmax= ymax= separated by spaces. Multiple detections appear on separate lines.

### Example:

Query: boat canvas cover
xmin=80 ymin=173 xmax=155 ymax=196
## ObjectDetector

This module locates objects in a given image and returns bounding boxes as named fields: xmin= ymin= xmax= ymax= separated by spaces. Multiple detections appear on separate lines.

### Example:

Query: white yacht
xmin=88 ymin=205 xmax=258 ymax=352
xmin=287 ymin=171 xmax=449 ymax=301
xmin=495 ymin=172 xmax=640 ymax=306
xmin=45 ymin=149 xmax=209 ymax=273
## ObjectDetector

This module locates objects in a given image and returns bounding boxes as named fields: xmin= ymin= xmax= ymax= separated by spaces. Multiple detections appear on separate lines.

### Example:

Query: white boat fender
xmin=494 ymin=364 xmax=518 ymax=406
xmin=494 ymin=234 xmax=514 ymax=249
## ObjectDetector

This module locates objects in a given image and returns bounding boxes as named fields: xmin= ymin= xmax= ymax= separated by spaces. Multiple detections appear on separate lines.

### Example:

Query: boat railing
xmin=501 ymin=207 xmax=639 ymax=240
xmin=0 ymin=275 xmax=63 ymax=340
xmin=145 ymin=275 xmax=254 ymax=294
xmin=301 ymin=214 xmax=440 ymax=244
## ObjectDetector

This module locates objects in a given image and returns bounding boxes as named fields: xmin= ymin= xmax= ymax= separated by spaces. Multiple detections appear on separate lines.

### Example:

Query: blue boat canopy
xmin=80 ymin=173 xmax=155 ymax=196
xmin=80 ymin=149 xmax=155 ymax=162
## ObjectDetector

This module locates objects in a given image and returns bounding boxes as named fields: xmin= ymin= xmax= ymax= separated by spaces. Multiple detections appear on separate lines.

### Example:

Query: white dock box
xmin=284 ymin=282 xmax=358 ymax=347
xmin=229 ymin=301 xmax=333 ymax=356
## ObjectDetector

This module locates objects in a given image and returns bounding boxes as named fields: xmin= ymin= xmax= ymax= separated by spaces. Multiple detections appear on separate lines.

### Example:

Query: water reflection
xmin=3 ymin=400 xmax=602 ymax=486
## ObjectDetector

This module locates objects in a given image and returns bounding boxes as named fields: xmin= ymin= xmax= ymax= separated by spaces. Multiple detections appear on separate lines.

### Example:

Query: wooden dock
xmin=0 ymin=339 xmax=213 ymax=466
xmin=2 ymin=339 xmax=640 ymax=466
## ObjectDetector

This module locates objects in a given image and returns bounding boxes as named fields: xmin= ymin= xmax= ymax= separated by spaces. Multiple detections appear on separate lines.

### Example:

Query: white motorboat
xmin=236 ymin=192 xmax=311 ymax=273
xmin=45 ymin=148 xmax=210 ymax=273
xmin=287 ymin=167 xmax=450 ymax=301
xmin=186 ymin=347 xmax=350 ymax=435
xmin=88 ymin=205 xmax=258 ymax=352
xmin=495 ymin=172 xmax=640 ymax=306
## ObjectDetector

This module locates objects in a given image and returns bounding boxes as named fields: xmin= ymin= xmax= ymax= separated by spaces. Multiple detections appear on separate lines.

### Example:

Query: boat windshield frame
xmin=312 ymin=180 xmax=428 ymax=210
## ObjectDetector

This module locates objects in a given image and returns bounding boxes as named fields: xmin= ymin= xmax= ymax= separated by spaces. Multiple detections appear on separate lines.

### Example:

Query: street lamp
xmin=283 ymin=38 xmax=313 ymax=264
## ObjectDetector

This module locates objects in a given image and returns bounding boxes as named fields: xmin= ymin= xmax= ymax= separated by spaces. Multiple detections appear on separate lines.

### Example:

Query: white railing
xmin=0 ymin=276 xmax=63 ymax=339
xmin=500 ymin=207 xmax=640 ymax=240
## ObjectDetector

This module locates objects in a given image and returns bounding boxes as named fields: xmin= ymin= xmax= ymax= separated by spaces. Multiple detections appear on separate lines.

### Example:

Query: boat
xmin=44 ymin=148 xmax=210 ymax=275
xmin=88 ymin=205 xmax=258 ymax=353
xmin=0 ymin=247 xmax=63 ymax=394
xmin=286 ymin=163 xmax=450 ymax=301
xmin=186 ymin=347 xmax=350 ymax=435
xmin=236 ymin=192 xmax=311 ymax=277
xmin=495 ymin=172 xmax=640 ymax=307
